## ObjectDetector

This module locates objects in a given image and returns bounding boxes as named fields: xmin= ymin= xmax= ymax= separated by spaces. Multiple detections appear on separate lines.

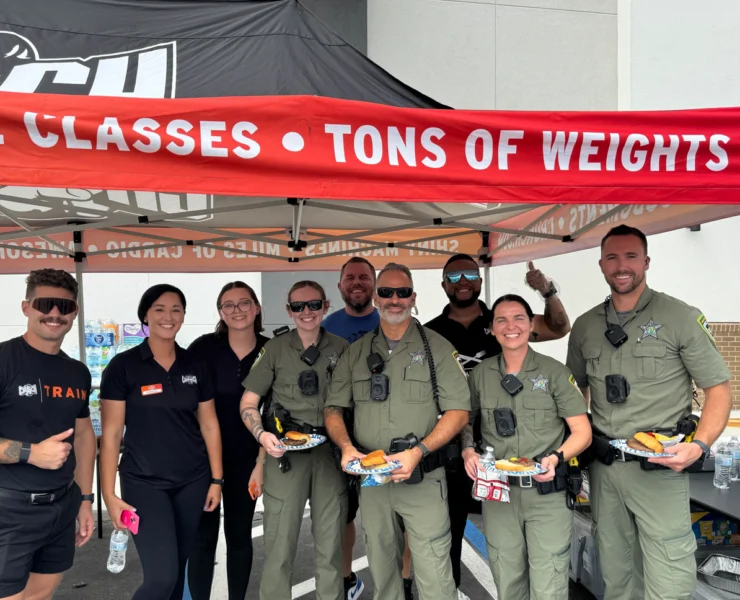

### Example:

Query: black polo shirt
xmin=188 ymin=332 xmax=269 ymax=467
xmin=0 ymin=336 xmax=91 ymax=492
xmin=425 ymin=300 xmax=502 ymax=372
xmin=100 ymin=340 xmax=214 ymax=489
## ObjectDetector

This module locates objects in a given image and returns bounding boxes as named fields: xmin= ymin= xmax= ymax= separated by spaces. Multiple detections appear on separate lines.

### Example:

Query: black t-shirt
xmin=425 ymin=301 xmax=502 ymax=372
xmin=188 ymin=332 xmax=268 ymax=467
xmin=0 ymin=336 xmax=91 ymax=492
xmin=100 ymin=339 xmax=215 ymax=489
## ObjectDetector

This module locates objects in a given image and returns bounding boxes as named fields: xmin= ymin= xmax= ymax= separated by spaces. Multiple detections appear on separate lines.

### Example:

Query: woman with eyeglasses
xmin=463 ymin=294 xmax=591 ymax=600
xmin=240 ymin=281 xmax=349 ymax=600
xmin=100 ymin=284 xmax=223 ymax=600
xmin=186 ymin=282 xmax=269 ymax=600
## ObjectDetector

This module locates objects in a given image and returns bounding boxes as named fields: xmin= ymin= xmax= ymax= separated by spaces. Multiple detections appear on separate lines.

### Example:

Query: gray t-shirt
xmin=387 ymin=338 xmax=401 ymax=352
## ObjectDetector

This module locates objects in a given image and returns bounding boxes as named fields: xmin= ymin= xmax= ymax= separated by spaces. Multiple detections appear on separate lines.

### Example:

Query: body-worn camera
xmin=390 ymin=433 xmax=423 ymax=484
xmin=500 ymin=374 xmax=524 ymax=396
xmin=370 ymin=374 xmax=390 ymax=402
xmin=605 ymin=374 xmax=630 ymax=403
xmin=605 ymin=324 xmax=628 ymax=348
xmin=301 ymin=345 xmax=321 ymax=366
xmin=298 ymin=370 xmax=319 ymax=395
xmin=494 ymin=408 xmax=517 ymax=437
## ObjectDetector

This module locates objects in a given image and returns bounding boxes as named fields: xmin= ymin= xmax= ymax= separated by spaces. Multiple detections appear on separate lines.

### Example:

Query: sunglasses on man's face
xmin=29 ymin=297 xmax=78 ymax=315
xmin=376 ymin=287 xmax=414 ymax=299
xmin=288 ymin=300 xmax=325 ymax=313
xmin=444 ymin=270 xmax=480 ymax=284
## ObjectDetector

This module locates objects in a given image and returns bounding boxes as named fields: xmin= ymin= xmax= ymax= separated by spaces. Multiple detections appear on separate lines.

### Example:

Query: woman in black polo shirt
xmin=187 ymin=281 xmax=269 ymax=600
xmin=100 ymin=284 xmax=223 ymax=600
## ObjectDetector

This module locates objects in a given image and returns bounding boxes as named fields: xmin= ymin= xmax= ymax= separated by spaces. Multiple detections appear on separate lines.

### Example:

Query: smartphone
xmin=121 ymin=509 xmax=139 ymax=535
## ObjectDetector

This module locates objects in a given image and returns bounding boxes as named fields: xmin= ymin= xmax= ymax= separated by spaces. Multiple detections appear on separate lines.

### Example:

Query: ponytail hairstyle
xmin=215 ymin=281 xmax=263 ymax=335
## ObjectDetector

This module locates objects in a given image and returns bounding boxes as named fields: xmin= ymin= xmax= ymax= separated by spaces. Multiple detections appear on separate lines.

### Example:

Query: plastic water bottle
xmin=107 ymin=529 xmax=128 ymax=574
xmin=714 ymin=442 xmax=733 ymax=490
xmin=472 ymin=445 xmax=497 ymax=501
xmin=730 ymin=436 xmax=740 ymax=482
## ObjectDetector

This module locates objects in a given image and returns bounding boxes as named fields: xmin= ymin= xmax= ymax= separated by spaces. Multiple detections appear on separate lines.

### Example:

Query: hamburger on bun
xmin=360 ymin=450 xmax=387 ymax=469
xmin=628 ymin=432 xmax=664 ymax=454
xmin=495 ymin=457 xmax=536 ymax=472
xmin=282 ymin=431 xmax=311 ymax=447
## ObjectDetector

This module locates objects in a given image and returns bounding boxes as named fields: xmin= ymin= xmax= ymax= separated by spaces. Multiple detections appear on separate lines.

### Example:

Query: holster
xmin=535 ymin=460 xmax=569 ymax=496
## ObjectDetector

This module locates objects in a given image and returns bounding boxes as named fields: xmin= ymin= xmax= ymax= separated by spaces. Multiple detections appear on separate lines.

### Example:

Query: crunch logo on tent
xmin=0 ymin=31 xmax=176 ymax=98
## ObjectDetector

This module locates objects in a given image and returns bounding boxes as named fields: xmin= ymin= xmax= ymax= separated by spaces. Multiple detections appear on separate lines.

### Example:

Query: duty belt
xmin=290 ymin=424 xmax=328 ymax=437
xmin=356 ymin=444 xmax=447 ymax=473
xmin=0 ymin=480 xmax=75 ymax=505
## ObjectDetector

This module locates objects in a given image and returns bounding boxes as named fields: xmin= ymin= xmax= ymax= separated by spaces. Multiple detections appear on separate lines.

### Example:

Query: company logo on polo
xmin=0 ymin=31 xmax=176 ymax=98
xmin=18 ymin=383 xmax=37 ymax=397
xmin=182 ymin=375 xmax=197 ymax=385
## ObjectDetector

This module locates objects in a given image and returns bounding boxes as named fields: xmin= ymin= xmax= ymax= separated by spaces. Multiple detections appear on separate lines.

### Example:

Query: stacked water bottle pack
xmin=713 ymin=436 xmax=740 ymax=490
xmin=84 ymin=319 xmax=119 ymax=437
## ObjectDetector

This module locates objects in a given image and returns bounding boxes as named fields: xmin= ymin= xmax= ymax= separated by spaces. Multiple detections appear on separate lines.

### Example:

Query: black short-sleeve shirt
xmin=100 ymin=339 xmax=214 ymax=489
xmin=188 ymin=332 xmax=269 ymax=464
xmin=0 ymin=336 xmax=91 ymax=492
xmin=425 ymin=301 xmax=502 ymax=372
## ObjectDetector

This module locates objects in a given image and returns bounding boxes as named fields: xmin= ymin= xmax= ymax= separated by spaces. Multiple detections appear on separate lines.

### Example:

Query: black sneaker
xmin=404 ymin=577 xmax=414 ymax=600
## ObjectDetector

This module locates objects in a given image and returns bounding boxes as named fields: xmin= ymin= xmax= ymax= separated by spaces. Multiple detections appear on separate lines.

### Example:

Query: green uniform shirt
xmin=566 ymin=287 xmax=730 ymax=439
xmin=469 ymin=347 xmax=586 ymax=461
xmin=243 ymin=328 xmax=349 ymax=428
xmin=326 ymin=320 xmax=471 ymax=452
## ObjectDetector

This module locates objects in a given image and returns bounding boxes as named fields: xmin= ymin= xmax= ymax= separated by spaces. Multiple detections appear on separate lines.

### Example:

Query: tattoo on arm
xmin=544 ymin=298 xmax=571 ymax=334
xmin=323 ymin=405 xmax=351 ymax=449
xmin=0 ymin=438 xmax=22 ymax=464
xmin=240 ymin=407 xmax=265 ymax=441
xmin=460 ymin=424 xmax=475 ymax=450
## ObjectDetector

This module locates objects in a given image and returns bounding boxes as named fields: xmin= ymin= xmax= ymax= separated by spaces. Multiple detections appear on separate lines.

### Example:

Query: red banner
xmin=0 ymin=92 xmax=739 ymax=204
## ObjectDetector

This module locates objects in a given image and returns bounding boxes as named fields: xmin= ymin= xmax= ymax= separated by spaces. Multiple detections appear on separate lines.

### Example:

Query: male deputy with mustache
xmin=0 ymin=269 xmax=95 ymax=600
xmin=325 ymin=263 xmax=471 ymax=600
xmin=567 ymin=225 xmax=732 ymax=600
xmin=425 ymin=253 xmax=571 ymax=599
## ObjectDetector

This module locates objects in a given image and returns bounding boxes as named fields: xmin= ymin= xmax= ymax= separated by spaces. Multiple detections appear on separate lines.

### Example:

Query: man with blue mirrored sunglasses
xmin=425 ymin=253 xmax=572 ymax=600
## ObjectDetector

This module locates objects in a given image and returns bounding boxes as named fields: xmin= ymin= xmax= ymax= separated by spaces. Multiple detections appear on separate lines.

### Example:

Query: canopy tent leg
xmin=484 ymin=263 xmax=491 ymax=307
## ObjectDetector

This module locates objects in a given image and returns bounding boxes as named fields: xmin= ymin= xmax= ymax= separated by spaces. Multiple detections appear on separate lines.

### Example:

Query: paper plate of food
xmin=483 ymin=456 xmax=548 ymax=477
xmin=345 ymin=450 xmax=402 ymax=475
xmin=276 ymin=432 xmax=327 ymax=451
xmin=610 ymin=432 xmax=680 ymax=458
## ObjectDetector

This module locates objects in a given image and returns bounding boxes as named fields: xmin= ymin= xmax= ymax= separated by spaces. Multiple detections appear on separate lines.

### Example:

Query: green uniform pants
xmin=482 ymin=484 xmax=572 ymax=600
xmin=359 ymin=467 xmax=456 ymax=600
xmin=589 ymin=461 xmax=697 ymax=600
xmin=259 ymin=444 xmax=348 ymax=600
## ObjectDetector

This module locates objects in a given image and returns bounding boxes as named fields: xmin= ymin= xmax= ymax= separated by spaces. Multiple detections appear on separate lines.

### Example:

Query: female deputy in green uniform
xmin=239 ymin=281 xmax=349 ymax=600
xmin=463 ymin=294 xmax=591 ymax=600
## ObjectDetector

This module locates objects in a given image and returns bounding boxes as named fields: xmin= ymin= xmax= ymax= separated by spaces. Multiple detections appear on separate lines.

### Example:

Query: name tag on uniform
xmin=141 ymin=384 xmax=163 ymax=396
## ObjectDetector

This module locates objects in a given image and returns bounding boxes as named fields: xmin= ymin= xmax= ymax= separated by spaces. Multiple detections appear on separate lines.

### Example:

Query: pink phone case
xmin=121 ymin=510 xmax=139 ymax=535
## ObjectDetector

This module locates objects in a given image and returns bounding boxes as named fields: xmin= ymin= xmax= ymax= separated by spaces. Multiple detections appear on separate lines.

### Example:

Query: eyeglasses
xmin=376 ymin=287 xmax=414 ymax=299
xmin=288 ymin=300 xmax=325 ymax=313
xmin=29 ymin=297 xmax=78 ymax=315
xmin=219 ymin=299 xmax=254 ymax=315
xmin=444 ymin=270 xmax=480 ymax=284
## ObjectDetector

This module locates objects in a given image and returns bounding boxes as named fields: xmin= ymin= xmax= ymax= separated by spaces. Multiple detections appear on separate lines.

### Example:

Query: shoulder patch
xmin=697 ymin=314 xmax=716 ymax=344
xmin=253 ymin=347 xmax=266 ymax=367
xmin=452 ymin=351 xmax=467 ymax=377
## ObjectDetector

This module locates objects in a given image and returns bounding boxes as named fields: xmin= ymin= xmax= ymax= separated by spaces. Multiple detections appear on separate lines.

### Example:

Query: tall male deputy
xmin=566 ymin=225 xmax=732 ymax=600
xmin=325 ymin=263 xmax=471 ymax=600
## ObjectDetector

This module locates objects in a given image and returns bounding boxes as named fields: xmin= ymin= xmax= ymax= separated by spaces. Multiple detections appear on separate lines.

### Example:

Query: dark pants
xmin=188 ymin=461 xmax=258 ymax=600
xmin=121 ymin=474 xmax=210 ymax=600
xmin=446 ymin=464 xmax=480 ymax=589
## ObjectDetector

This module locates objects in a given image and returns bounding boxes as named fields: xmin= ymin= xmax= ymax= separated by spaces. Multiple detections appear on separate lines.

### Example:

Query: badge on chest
xmin=141 ymin=384 xmax=163 ymax=396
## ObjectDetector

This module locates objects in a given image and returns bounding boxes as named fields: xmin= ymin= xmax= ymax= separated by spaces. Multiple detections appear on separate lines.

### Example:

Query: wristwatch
xmin=19 ymin=441 xmax=31 ymax=464
xmin=416 ymin=442 xmax=431 ymax=459
xmin=541 ymin=450 xmax=564 ymax=467
xmin=211 ymin=478 xmax=224 ymax=486
xmin=81 ymin=493 xmax=95 ymax=505
xmin=542 ymin=282 xmax=558 ymax=299
xmin=691 ymin=439 xmax=710 ymax=460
